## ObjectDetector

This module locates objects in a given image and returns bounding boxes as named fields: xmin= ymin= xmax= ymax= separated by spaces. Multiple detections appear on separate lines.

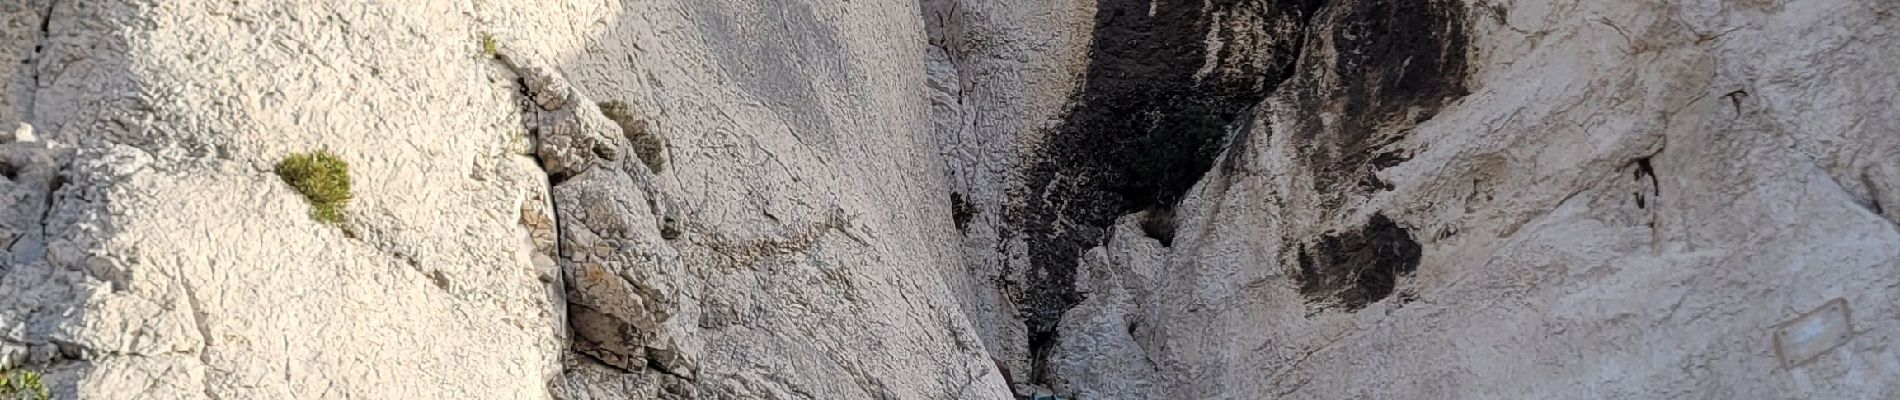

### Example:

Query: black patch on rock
xmin=950 ymin=192 xmax=975 ymax=234
xmin=1296 ymin=213 xmax=1421 ymax=310
xmin=1280 ymin=1 xmax=1468 ymax=314
xmin=1629 ymin=156 xmax=1659 ymax=209
xmin=1006 ymin=0 xmax=1325 ymax=350
xmin=993 ymin=0 xmax=1471 ymax=379
xmin=660 ymin=217 xmax=683 ymax=240
xmin=1283 ymin=0 xmax=1471 ymax=210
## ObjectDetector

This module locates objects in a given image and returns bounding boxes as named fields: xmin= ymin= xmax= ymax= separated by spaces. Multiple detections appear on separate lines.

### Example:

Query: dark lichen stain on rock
xmin=1278 ymin=0 xmax=1469 ymax=312
xmin=1006 ymin=0 xmax=1326 ymax=354
xmin=1285 ymin=0 xmax=1472 ymax=210
xmin=1297 ymin=213 xmax=1422 ymax=311
xmin=1006 ymin=0 xmax=1470 ymax=354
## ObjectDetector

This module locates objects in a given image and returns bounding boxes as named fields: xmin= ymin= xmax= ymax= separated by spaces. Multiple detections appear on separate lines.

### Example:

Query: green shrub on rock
xmin=0 ymin=369 xmax=49 ymax=400
xmin=275 ymin=150 xmax=353 ymax=225
xmin=480 ymin=33 xmax=499 ymax=58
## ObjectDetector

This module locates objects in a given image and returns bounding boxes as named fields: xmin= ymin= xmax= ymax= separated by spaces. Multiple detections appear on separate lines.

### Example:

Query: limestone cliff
xmin=1 ymin=0 xmax=1006 ymax=398
xmin=936 ymin=0 xmax=1898 ymax=398
xmin=1 ymin=0 xmax=1896 ymax=399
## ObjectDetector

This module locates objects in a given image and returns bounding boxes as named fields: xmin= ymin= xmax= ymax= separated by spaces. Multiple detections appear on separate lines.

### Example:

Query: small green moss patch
xmin=275 ymin=150 xmax=353 ymax=225
xmin=0 ymin=369 xmax=49 ymax=400
xmin=480 ymin=33 xmax=499 ymax=58
xmin=598 ymin=101 xmax=668 ymax=173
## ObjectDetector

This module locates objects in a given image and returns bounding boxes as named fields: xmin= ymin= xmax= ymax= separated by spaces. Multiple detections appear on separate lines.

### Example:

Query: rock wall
xmin=479 ymin=0 xmax=1008 ymax=397
xmin=922 ymin=0 xmax=1099 ymax=387
xmin=1 ymin=0 xmax=1895 ymax=398
xmin=2 ymin=0 xmax=567 ymax=398
xmin=1032 ymin=0 xmax=1900 ymax=398
xmin=2 ymin=0 xmax=1008 ymax=399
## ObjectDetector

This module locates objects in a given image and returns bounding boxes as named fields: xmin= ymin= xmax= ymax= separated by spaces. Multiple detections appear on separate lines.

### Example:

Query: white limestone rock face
xmin=0 ymin=0 xmax=1014 ymax=398
xmin=2 ymin=0 xmax=567 ymax=398
xmin=1039 ymin=0 xmax=1900 ymax=398
xmin=482 ymin=0 xmax=1013 ymax=399
xmin=2 ymin=0 xmax=1013 ymax=398
xmin=1045 ymin=216 xmax=1168 ymax=400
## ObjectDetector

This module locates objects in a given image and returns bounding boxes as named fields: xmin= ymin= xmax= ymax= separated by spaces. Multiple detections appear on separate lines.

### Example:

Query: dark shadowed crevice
xmin=950 ymin=192 xmax=975 ymax=234
xmin=1630 ymin=156 xmax=1659 ymax=209
xmin=1004 ymin=0 xmax=1326 ymax=381
xmin=1137 ymin=205 xmax=1178 ymax=246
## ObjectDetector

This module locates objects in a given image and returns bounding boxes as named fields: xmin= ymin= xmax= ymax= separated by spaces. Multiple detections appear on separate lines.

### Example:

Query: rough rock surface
xmin=0 ymin=0 xmax=44 ymax=124
xmin=1 ymin=0 xmax=1896 ymax=399
xmin=480 ymin=0 xmax=1011 ymax=398
xmin=1 ymin=0 xmax=569 ymax=398
xmin=1029 ymin=0 xmax=1900 ymax=398
xmin=921 ymin=0 xmax=1101 ymax=386
xmin=1 ymin=0 xmax=1009 ymax=399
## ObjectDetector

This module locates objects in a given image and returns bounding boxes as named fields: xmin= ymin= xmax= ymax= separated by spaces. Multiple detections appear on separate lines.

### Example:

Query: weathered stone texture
xmin=2 ymin=0 xmax=1895 ymax=399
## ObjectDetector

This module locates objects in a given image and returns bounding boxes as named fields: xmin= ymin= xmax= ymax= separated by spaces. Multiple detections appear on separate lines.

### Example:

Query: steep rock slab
xmin=480 ymin=0 xmax=1015 ymax=398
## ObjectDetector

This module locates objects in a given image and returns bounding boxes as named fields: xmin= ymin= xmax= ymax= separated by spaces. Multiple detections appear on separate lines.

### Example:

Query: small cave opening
xmin=1138 ymin=205 xmax=1177 ymax=247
